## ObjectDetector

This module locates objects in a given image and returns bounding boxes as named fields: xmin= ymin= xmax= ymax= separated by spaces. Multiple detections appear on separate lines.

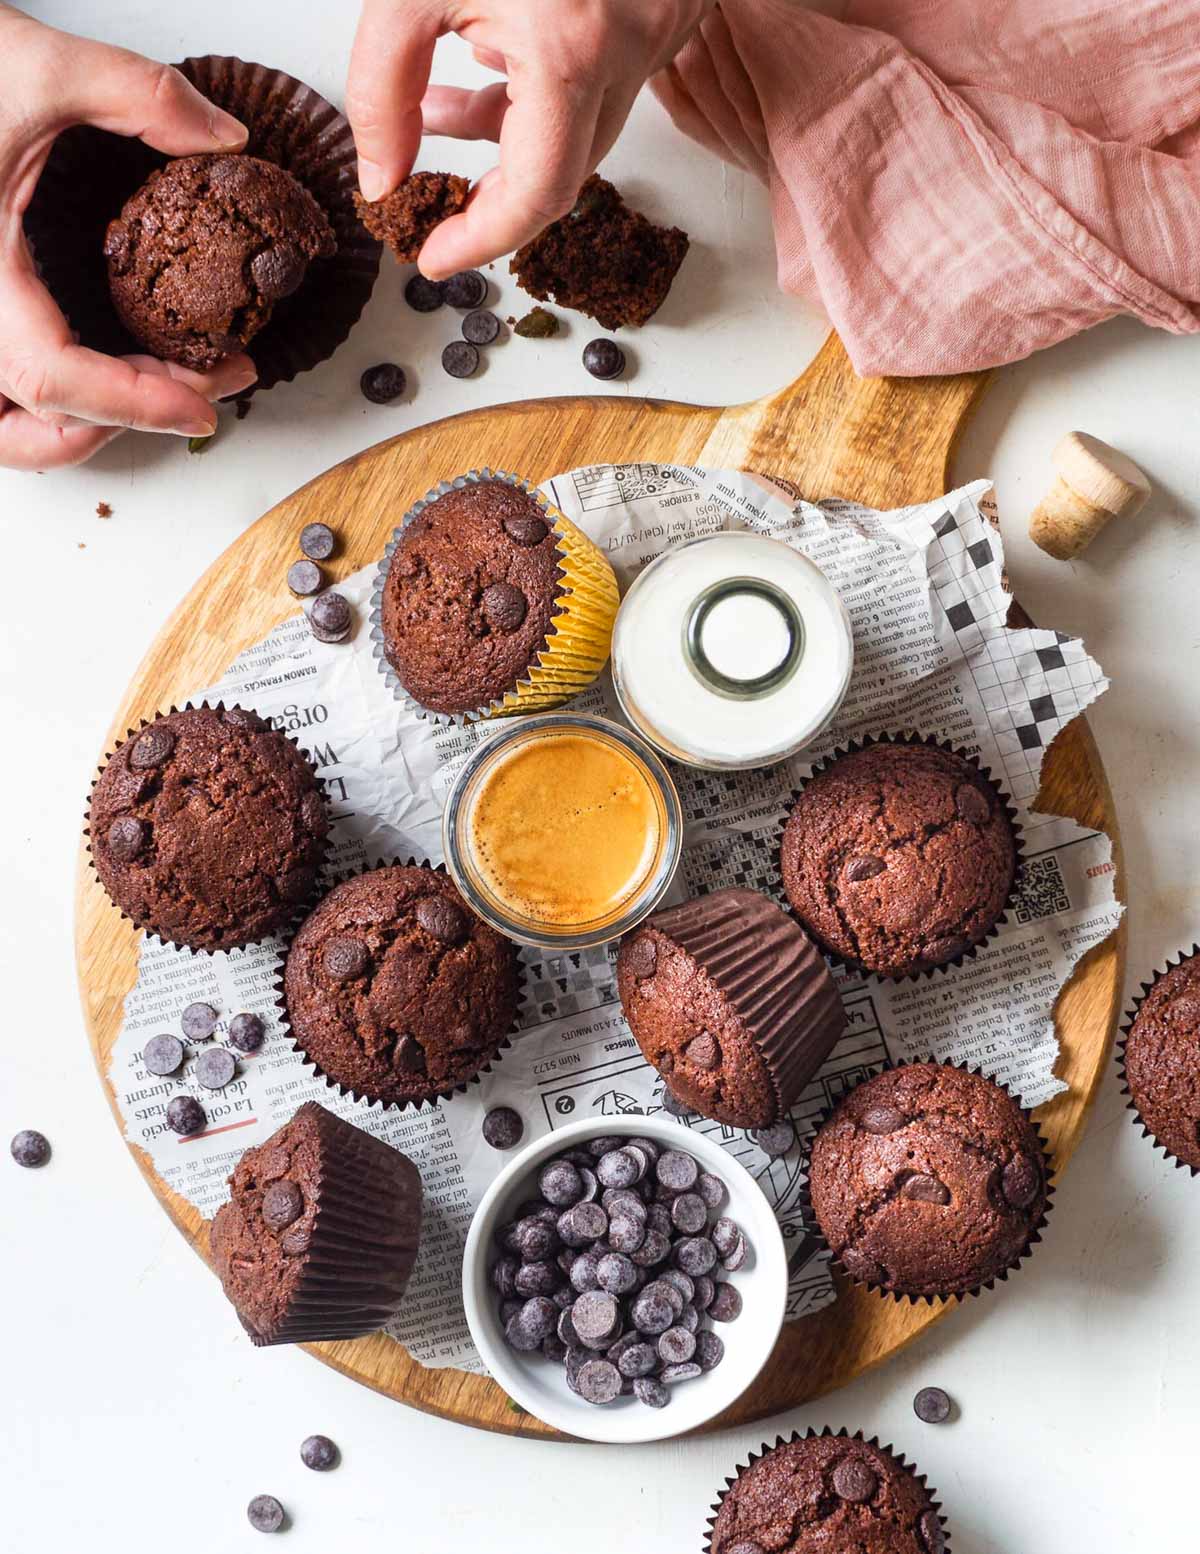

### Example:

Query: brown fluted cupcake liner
xmin=83 ymin=700 xmax=330 ymax=956
xmin=273 ymin=856 xmax=521 ymax=1113
xmin=369 ymin=468 xmax=619 ymax=727
xmin=25 ymin=55 xmax=379 ymax=393
xmin=779 ymin=731 xmax=1026 ymax=983
xmin=1117 ymin=945 xmax=1200 ymax=1177
xmin=239 ymin=1101 xmax=423 ymax=1346
xmin=704 ymin=1428 xmax=950 ymax=1554
xmin=796 ymin=1057 xmax=1055 ymax=1306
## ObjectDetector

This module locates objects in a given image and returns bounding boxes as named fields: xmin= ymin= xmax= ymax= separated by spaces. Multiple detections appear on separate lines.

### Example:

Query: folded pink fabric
xmin=652 ymin=0 xmax=1200 ymax=375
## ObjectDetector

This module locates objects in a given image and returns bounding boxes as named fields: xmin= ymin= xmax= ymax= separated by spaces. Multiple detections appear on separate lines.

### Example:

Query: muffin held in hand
xmin=1122 ymin=950 xmax=1200 ymax=1172
xmin=617 ymin=887 xmax=846 ymax=1130
xmin=104 ymin=153 xmax=336 ymax=369
xmin=807 ymin=1062 xmax=1049 ymax=1299
xmin=709 ymin=1431 xmax=947 ymax=1554
xmin=282 ymin=864 xmax=520 ymax=1108
xmin=781 ymin=739 xmax=1017 ymax=977
xmin=209 ymin=1101 xmax=422 ymax=1345
xmin=88 ymin=705 xmax=328 ymax=952
xmin=354 ymin=171 xmax=469 ymax=262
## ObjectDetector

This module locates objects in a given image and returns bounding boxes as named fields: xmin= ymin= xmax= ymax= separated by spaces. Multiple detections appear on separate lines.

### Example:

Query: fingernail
xmin=175 ymin=420 xmax=216 ymax=438
xmin=358 ymin=159 xmax=388 ymax=203
xmin=225 ymin=364 xmax=259 ymax=395
xmin=210 ymin=110 xmax=248 ymax=150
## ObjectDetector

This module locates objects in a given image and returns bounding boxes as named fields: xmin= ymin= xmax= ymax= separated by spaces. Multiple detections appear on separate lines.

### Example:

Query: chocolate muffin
xmin=781 ymin=740 xmax=1016 ymax=977
xmin=282 ymin=864 xmax=519 ymax=1107
xmin=807 ymin=1063 xmax=1049 ymax=1299
xmin=354 ymin=171 xmax=469 ymax=262
xmin=88 ymin=705 xmax=327 ymax=952
xmin=617 ymin=888 xmax=846 ymax=1130
xmin=209 ymin=1101 xmax=422 ymax=1345
xmin=709 ymin=1432 xmax=947 ymax=1554
xmin=381 ymin=478 xmax=564 ymax=716
xmin=510 ymin=174 xmax=688 ymax=330
xmin=1122 ymin=950 xmax=1200 ymax=1171
xmin=105 ymin=153 xmax=337 ymax=370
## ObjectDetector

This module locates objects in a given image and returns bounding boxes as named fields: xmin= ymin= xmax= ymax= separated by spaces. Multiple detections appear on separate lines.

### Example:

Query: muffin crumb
xmin=354 ymin=172 xmax=469 ymax=263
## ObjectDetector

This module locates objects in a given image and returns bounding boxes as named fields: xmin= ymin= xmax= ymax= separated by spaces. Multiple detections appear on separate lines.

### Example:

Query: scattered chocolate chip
xmin=1001 ymin=1154 xmax=1041 ymax=1209
xmin=900 ymin=1173 xmax=951 ymax=1205
xmin=503 ymin=513 xmax=550 ymax=547
xmin=442 ymin=339 xmax=480 ymax=378
xmin=195 ymin=1046 xmax=236 ymax=1091
xmin=582 ymin=338 xmax=625 ymax=380
xmin=660 ymin=1087 xmax=693 ymax=1118
xmin=750 ymin=1120 xmax=795 ymax=1158
xmin=309 ymin=591 xmax=352 ymax=643
xmin=919 ymin=1510 xmax=946 ymax=1554
xmin=143 ymin=1034 xmax=184 ymax=1076
xmin=165 ymin=1095 xmax=205 ymax=1136
xmin=105 ymin=815 xmax=147 ymax=863
xmin=181 ymin=1002 xmax=218 ymax=1040
xmin=462 ymin=308 xmax=500 ymax=345
xmin=10 ymin=1129 xmax=50 ymax=1168
xmin=685 ymin=1032 xmax=719 ymax=1070
xmin=514 ymin=306 xmax=559 ymax=338
xmin=444 ymin=269 xmax=487 ymax=309
xmin=955 ymin=781 xmax=992 ymax=823
xmin=832 ymin=1457 xmax=878 ymax=1502
xmin=287 ymin=559 xmax=324 ymax=597
xmin=861 ymin=1105 xmax=906 ymax=1135
xmin=914 ymin=1385 xmax=953 ymax=1423
xmin=323 ymin=936 xmax=368 ymax=980
xmin=360 ymin=362 xmax=407 ymax=403
xmin=263 ymin=1180 xmax=304 ymax=1231
xmin=246 ymin=1495 xmax=285 ymax=1534
xmin=299 ymin=522 xmax=336 ymax=561
xmin=228 ymin=1013 xmax=265 ymax=1054
xmin=300 ymin=1434 xmax=338 ymax=1471
xmin=482 ymin=1106 xmax=523 ymax=1149
xmin=251 ymin=242 xmax=306 ymax=301
xmin=129 ymin=725 xmax=174 ymax=769
xmin=845 ymin=854 xmax=885 ymax=882
xmin=404 ymin=273 xmax=445 ymax=312
xmin=923 ymin=936 xmax=966 ymax=964
xmin=416 ymin=893 xmax=469 ymax=945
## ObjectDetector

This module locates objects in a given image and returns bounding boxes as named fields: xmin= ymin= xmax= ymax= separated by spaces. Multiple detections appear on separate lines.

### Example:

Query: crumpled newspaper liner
xmin=369 ymin=467 xmax=620 ymax=726
xmin=1117 ymin=944 xmax=1200 ymax=1178
xmin=24 ymin=54 xmax=380 ymax=394
xmin=703 ymin=1427 xmax=950 ymax=1554
xmin=778 ymin=731 xmax=1026 ymax=983
xmin=795 ymin=1057 xmax=1056 ymax=1306
xmin=83 ymin=700 xmax=330 ymax=956
xmin=272 ymin=856 xmax=523 ymax=1113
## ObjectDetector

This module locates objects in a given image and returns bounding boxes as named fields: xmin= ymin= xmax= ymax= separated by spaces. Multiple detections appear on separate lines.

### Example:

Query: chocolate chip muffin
xmin=617 ymin=888 xmax=846 ymax=1130
xmin=1122 ymin=950 xmax=1200 ymax=1172
xmin=105 ymin=153 xmax=337 ymax=370
xmin=709 ymin=1431 xmax=947 ymax=1554
xmin=781 ymin=740 xmax=1016 ymax=977
xmin=282 ymin=864 xmax=519 ymax=1107
xmin=88 ymin=705 xmax=328 ymax=952
xmin=209 ymin=1101 xmax=422 ymax=1345
xmin=354 ymin=171 xmax=469 ymax=262
xmin=807 ymin=1062 xmax=1049 ymax=1299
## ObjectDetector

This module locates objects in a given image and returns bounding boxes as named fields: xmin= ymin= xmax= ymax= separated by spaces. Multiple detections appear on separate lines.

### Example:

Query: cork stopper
xmin=1029 ymin=432 xmax=1150 ymax=560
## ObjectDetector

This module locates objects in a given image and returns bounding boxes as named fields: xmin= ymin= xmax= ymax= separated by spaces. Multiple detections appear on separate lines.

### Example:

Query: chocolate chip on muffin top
xmin=1123 ymin=951 xmax=1200 ymax=1170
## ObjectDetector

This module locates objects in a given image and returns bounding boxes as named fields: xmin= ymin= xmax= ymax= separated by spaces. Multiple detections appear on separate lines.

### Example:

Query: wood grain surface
xmin=75 ymin=333 xmax=1125 ymax=1439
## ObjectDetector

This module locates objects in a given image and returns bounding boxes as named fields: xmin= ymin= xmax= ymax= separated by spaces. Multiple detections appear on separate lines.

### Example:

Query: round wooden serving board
xmin=76 ymin=334 xmax=1125 ymax=1439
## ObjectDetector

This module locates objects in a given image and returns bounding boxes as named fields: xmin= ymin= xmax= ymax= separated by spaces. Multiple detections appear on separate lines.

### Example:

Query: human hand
xmin=0 ymin=6 xmax=258 ymax=471
xmin=347 ymin=0 xmax=714 ymax=279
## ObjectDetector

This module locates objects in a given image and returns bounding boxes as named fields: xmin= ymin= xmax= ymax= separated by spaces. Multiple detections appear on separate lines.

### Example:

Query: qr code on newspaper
xmin=1013 ymin=855 xmax=1072 ymax=924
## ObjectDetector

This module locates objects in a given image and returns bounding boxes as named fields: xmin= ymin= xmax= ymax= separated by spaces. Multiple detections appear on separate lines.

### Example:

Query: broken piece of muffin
xmin=510 ymin=174 xmax=688 ymax=330
xmin=354 ymin=171 xmax=470 ymax=263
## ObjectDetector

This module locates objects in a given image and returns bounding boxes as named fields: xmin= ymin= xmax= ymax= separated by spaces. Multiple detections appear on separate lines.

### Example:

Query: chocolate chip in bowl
xmin=462 ymin=1114 xmax=786 ymax=1443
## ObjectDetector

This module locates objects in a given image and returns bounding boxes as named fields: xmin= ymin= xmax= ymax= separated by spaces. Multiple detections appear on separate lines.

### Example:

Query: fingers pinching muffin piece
xmin=88 ymin=705 xmax=328 ymax=952
xmin=1122 ymin=950 xmax=1200 ymax=1172
xmin=781 ymin=739 xmax=1016 ymax=977
xmin=282 ymin=864 xmax=520 ymax=1107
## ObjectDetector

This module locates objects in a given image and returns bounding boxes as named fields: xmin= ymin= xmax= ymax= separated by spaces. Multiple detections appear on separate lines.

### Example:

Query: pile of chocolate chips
xmin=491 ymin=1135 xmax=747 ymax=1409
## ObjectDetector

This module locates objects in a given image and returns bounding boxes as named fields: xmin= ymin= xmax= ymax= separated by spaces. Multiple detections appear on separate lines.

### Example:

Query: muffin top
xmin=710 ymin=1434 xmax=944 ymax=1554
xmin=1124 ymin=953 xmax=1200 ymax=1170
xmin=382 ymin=480 xmax=564 ymax=715
xmin=89 ymin=705 xmax=328 ymax=952
xmin=808 ymin=1062 xmax=1047 ymax=1298
xmin=617 ymin=888 xmax=845 ymax=1130
xmin=283 ymin=864 xmax=519 ymax=1106
xmin=104 ymin=153 xmax=336 ymax=370
xmin=781 ymin=741 xmax=1016 ymax=977
xmin=354 ymin=171 xmax=469 ymax=263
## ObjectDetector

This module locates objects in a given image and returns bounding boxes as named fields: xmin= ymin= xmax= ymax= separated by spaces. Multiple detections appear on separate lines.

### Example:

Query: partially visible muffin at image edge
xmin=1123 ymin=951 xmax=1200 ymax=1171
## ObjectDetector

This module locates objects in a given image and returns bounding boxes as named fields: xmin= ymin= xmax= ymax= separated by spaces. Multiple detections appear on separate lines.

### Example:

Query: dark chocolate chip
xmin=607 ymin=1213 xmax=646 ymax=1254
xmin=181 ymin=1002 xmax=218 ymax=1040
xmin=750 ymin=1120 xmax=795 ymax=1158
xmin=582 ymin=338 xmax=625 ymax=380
xmin=540 ymin=1160 xmax=584 ymax=1207
xmin=710 ymin=1218 xmax=741 ymax=1258
xmin=299 ymin=522 xmax=336 ymax=561
xmin=631 ymin=1288 xmax=675 ymax=1335
xmin=10 ymin=1129 xmax=50 ymax=1168
xmin=558 ymin=1202 xmax=608 ymax=1246
xmin=309 ymin=590 xmax=352 ymax=642
xmin=251 ymin=242 xmax=306 ymax=301
xmin=165 ymin=1095 xmax=205 ymax=1136
xmin=569 ymin=1250 xmax=602 ymax=1292
xmin=632 ymin=1376 xmax=670 ymax=1408
xmin=659 ymin=1361 xmax=701 ymax=1383
xmin=129 ymin=725 xmax=174 ymax=769
xmin=222 ymin=707 xmax=270 ymax=731
xmin=673 ymin=1236 xmax=717 ymax=1277
xmin=923 ymin=936 xmax=966 ymax=964
xmin=919 ymin=1510 xmax=946 ymax=1554
xmin=246 ymin=1495 xmax=285 ymax=1534
xmin=669 ymin=1193 xmax=707 ymax=1235
xmin=708 ymin=1282 xmax=742 ymax=1322
xmin=143 ymin=1034 xmax=184 ymax=1076
xmin=572 ymin=1289 xmax=619 ymax=1346
xmin=514 ymin=1295 xmax=558 ymax=1347
xmin=596 ymin=1252 xmax=637 ymax=1295
xmin=404 ymin=273 xmax=445 ymax=312
xmin=300 ymin=1434 xmax=338 ymax=1471
xmin=955 ymin=781 xmax=992 ymax=823
xmin=287 ymin=559 xmax=324 ymax=597
xmin=845 ymin=854 xmax=885 ymax=882
xmin=615 ymin=1340 xmax=657 ymax=1378
xmin=840 ymin=1248 xmax=887 ymax=1285
xmin=695 ymin=1329 xmax=724 ymax=1370
xmin=576 ymin=1357 xmax=622 ymax=1404
xmin=624 ymin=934 xmax=657 ymax=979
xmin=482 ymin=1106 xmax=523 ymax=1150
xmin=228 ymin=1013 xmax=265 ymax=1054
xmin=587 ymin=1136 xmax=624 ymax=1157
xmin=462 ymin=308 xmax=500 ymax=345
xmin=861 ymin=1105 xmax=907 ymax=1135
xmin=444 ymin=269 xmax=487 ymax=309
xmin=656 ymin=1150 xmax=699 ymax=1192
xmin=596 ymin=1149 xmax=640 ymax=1189
xmin=360 ymin=362 xmax=407 ymax=403
xmin=492 ymin=1256 xmax=519 ymax=1298
xmin=394 ymin=1035 xmax=426 ymax=1073
xmin=685 ymin=1032 xmax=719 ymax=1070
xmin=900 ymin=1173 xmax=951 ymax=1205
xmin=914 ymin=1385 xmax=953 ymax=1424
xmin=481 ymin=581 xmax=527 ymax=633
xmin=723 ymin=1545 xmax=765 ymax=1554
xmin=832 ymin=1457 xmax=878 ymax=1502
xmin=514 ymin=1260 xmax=561 ymax=1298
xmin=416 ymin=893 xmax=469 ymax=945
xmin=503 ymin=514 xmax=550 ymax=547
xmin=323 ymin=936 xmax=368 ymax=981
xmin=696 ymin=1173 xmax=725 ymax=1210
xmin=660 ymin=1087 xmax=693 ymax=1119
xmin=262 ymin=1180 xmax=304 ymax=1231
xmin=656 ymin=1326 xmax=696 ymax=1365
xmin=515 ymin=1215 xmax=558 ymax=1259
xmin=721 ymin=1233 xmax=748 ymax=1272
xmin=441 ymin=340 xmax=479 ymax=378
xmin=106 ymin=816 xmax=147 ymax=862
xmin=280 ymin=1226 xmax=311 ymax=1256
xmin=1001 ymin=1153 xmax=1041 ymax=1209
xmin=194 ymin=1046 xmax=236 ymax=1091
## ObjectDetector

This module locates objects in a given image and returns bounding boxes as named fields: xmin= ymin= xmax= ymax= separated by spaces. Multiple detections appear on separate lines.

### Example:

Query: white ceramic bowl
xmin=462 ymin=1114 xmax=787 ymax=1443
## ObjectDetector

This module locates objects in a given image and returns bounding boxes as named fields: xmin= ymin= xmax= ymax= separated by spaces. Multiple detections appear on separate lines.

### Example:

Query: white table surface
xmin=5 ymin=5 xmax=1200 ymax=1551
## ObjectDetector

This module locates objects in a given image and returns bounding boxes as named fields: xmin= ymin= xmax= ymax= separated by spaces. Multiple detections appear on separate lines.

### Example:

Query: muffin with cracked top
xmin=1122 ymin=949 xmax=1200 ymax=1172
xmin=781 ymin=739 xmax=1016 ymax=977
xmin=282 ymin=863 xmax=519 ymax=1107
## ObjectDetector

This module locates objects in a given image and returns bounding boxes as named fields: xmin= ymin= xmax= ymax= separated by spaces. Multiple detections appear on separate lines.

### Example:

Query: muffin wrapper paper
xmin=1117 ymin=945 xmax=1200 ymax=1177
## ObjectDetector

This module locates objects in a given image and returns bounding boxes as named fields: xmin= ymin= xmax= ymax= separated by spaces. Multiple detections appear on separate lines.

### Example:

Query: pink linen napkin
xmin=652 ymin=0 xmax=1200 ymax=375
